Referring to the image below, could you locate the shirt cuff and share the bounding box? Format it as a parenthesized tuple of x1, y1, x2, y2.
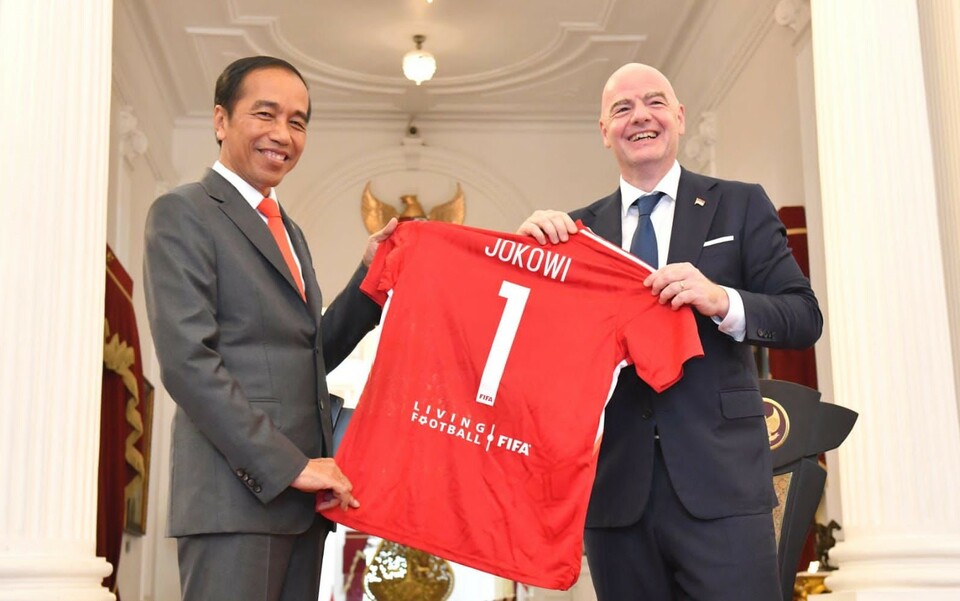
(713, 286, 746, 342)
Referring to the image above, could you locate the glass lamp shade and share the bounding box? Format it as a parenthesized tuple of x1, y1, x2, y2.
(402, 49, 437, 85)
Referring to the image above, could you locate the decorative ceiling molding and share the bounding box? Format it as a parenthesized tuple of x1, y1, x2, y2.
(439, 57, 606, 102)
(123, 0, 195, 117)
(683, 111, 717, 176)
(130, 0, 775, 123)
(208, 0, 642, 98)
(656, 0, 718, 78)
(185, 26, 247, 93)
(426, 41, 641, 97)
(116, 106, 149, 165)
(774, 0, 811, 34)
(111, 73, 179, 185)
(113, 2, 187, 119)
(665, 0, 779, 163)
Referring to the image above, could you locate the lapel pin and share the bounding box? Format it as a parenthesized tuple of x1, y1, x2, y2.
(694, 198, 706, 207)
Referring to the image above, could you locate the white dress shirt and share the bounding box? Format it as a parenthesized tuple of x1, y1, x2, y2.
(618, 161, 746, 342)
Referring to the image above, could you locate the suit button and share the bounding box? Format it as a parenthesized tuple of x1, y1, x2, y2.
(254, 485, 262, 493)
(641, 409, 653, 420)
(235, 468, 245, 478)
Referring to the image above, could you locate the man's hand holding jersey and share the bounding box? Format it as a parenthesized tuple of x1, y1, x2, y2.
(516, 210, 578, 244)
(516, 210, 729, 319)
(290, 457, 360, 512)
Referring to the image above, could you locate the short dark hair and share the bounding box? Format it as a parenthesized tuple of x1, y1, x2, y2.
(214, 56, 311, 143)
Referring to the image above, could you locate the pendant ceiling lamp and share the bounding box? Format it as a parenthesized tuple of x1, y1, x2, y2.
(402, 34, 437, 85)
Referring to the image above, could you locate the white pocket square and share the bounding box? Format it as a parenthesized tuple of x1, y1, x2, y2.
(703, 235, 734, 247)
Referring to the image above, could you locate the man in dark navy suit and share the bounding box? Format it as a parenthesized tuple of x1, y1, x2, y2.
(517, 63, 822, 600)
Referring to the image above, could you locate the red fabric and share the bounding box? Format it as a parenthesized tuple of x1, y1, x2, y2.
(323, 221, 702, 589)
(99, 246, 147, 597)
(257, 197, 305, 301)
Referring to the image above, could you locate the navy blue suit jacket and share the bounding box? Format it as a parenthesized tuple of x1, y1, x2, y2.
(575, 168, 822, 526)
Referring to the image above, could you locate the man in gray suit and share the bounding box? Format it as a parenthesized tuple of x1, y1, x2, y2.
(144, 56, 396, 601)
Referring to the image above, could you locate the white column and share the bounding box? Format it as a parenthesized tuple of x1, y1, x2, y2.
(810, 1, 960, 599)
(0, 0, 115, 599)
(918, 0, 960, 423)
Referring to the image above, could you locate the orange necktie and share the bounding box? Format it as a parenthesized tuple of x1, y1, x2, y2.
(257, 197, 306, 301)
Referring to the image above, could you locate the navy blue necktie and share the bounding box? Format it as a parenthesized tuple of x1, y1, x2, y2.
(629, 192, 664, 267)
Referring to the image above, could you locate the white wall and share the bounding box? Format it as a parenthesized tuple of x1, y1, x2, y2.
(713, 22, 807, 208)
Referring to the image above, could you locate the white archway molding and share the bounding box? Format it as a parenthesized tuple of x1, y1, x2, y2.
(293, 142, 533, 235)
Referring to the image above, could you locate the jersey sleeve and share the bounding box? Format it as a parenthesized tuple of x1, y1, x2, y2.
(621, 302, 704, 392)
(360, 222, 414, 306)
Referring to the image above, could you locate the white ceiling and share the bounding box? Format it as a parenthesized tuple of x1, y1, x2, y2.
(127, 0, 780, 124)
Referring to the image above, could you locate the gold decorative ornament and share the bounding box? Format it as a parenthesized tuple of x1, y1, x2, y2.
(764, 396, 791, 450)
(103, 318, 148, 533)
(771, 472, 793, 546)
(793, 571, 829, 600)
(363, 540, 454, 601)
(361, 182, 465, 233)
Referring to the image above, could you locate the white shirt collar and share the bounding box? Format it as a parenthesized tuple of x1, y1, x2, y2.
(212, 161, 279, 213)
(619, 160, 682, 215)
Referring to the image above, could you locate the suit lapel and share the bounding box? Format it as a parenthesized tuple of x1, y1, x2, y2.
(202, 170, 307, 303)
(588, 190, 624, 246)
(667, 169, 720, 265)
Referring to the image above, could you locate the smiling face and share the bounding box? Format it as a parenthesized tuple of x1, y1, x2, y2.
(599, 63, 685, 190)
(214, 67, 310, 196)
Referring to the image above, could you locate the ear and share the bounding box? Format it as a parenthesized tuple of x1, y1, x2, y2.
(599, 118, 612, 149)
(213, 105, 228, 143)
(676, 103, 686, 136)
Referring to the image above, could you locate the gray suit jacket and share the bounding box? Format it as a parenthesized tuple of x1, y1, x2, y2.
(144, 169, 381, 537)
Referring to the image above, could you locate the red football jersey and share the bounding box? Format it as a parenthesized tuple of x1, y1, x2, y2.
(323, 221, 702, 589)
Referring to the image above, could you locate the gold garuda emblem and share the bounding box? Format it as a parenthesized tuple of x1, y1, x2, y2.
(361, 181, 465, 234)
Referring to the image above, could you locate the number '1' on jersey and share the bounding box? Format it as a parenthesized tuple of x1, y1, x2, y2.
(322, 220, 703, 590)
